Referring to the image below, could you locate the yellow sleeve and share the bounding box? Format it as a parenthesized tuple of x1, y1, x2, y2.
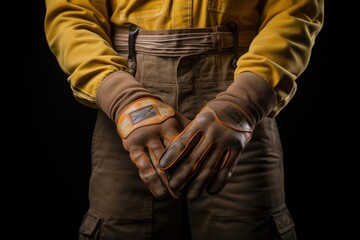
(44, 0, 129, 108)
(235, 0, 324, 116)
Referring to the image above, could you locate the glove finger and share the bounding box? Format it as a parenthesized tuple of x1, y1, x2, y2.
(159, 110, 211, 170)
(185, 147, 222, 200)
(147, 140, 184, 199)
(159, 128, 203, 170)
(147, 139, 166, 162)
(146, 140, 170, 184)
(160, 127, 182, 148)
(206, 148, 240, 195)
(168, 140, 215, 191)
(130, 148, 169, 199)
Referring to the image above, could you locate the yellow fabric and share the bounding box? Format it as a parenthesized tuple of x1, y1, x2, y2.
(44, 0, 324, 115)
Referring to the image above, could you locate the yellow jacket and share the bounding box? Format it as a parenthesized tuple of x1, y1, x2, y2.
(44, 0, 324, 115)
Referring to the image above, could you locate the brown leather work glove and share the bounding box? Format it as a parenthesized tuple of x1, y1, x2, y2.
(159, 72, 277, 200)
(117, 97, 189, 198)
(96, 71, 189, 199)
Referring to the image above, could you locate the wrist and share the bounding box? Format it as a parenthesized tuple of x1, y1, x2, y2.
(216, 72, 277, 124)
(95, 71, 155, 122)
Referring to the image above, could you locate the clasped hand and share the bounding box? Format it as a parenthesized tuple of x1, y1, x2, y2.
(159, 100, 254, 200)
(117, 97, 189, 199)
(118, 97, 253, 200)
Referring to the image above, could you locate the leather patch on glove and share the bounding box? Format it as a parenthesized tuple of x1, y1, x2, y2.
(117, 97, 175, 138)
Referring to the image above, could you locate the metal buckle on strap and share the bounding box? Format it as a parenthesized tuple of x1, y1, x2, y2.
(128, 25, 140, 76)
(227, 22, 239, 69)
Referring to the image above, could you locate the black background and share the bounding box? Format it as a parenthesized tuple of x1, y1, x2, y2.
(14, 1, 353, 239)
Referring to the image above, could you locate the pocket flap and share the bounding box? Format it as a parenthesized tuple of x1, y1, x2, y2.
(79, 214, 100, 236)
(273, 208, 295, 235)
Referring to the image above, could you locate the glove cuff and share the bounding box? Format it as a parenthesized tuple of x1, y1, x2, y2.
(95, 71, 155, 122)
(216, 72, 277, 125)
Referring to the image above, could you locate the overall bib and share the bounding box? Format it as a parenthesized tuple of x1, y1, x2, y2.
(79, 26, 297, 240)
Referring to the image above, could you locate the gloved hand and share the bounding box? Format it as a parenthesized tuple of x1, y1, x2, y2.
(96, 71, 189, 199)
(159, 72, 277, 200)
(117, 97, 189, 198)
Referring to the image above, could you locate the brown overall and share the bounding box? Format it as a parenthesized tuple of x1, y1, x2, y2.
(79, 26, 297, 240)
